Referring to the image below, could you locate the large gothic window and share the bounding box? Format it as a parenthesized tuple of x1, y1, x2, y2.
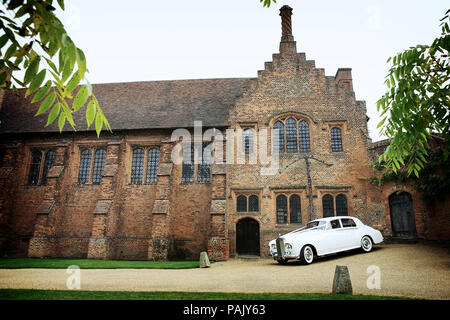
(131, 148, 144, 184)
(78, 149, 92, 184)
(28, 151, 42, 185)
(92, 149, 106, 184)
(146, 148, 160, 183)
(285, 118, 298, 152)
(273, 121, 285, 153)
(336, 194, 348, 216)
(289, 195, 301, 224)
(237, 195, 247, 212)
(276, 195, 288, 224)
(298, 121, 310, 152)
(322, 194, 334, 218)
(331, 127, 343, 152)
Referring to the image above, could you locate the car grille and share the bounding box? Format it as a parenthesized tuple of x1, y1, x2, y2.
(276, 237, 285, 257)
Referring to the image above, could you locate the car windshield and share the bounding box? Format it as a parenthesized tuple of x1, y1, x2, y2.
(293, 220, 326, 233)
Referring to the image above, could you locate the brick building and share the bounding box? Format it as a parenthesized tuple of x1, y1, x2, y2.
(0, 6, 448, 260)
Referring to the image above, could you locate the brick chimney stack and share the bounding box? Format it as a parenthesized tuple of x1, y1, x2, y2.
(335, 68, 354, 92)
(279, 5, 297, 57)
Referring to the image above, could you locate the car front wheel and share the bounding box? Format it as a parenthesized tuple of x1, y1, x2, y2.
(300, 245, 314, 264)
(277, 258, 288, 265)
(361, 236, 373, 253)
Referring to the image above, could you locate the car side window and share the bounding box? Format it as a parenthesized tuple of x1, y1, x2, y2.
(341, 218, 356, 228)
(330, 219, 341, 229)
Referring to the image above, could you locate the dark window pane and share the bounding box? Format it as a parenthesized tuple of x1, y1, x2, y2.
(92, 149, 106, 184)
(336, 194, 348, 216)
(298, 121, 310, 152)
(197, 145, 210, 182)
(289, 195, 301, 223)
(0, 149, 5, 167)
(41, 150, 55, 185)
(276, 195, 288, 224)
(248, 195, 259, 212)
(322, 194, 334, 218)
(237, 195, 247, 212)
(331, 127, 343, 152)
(181, 145, 195, 182)
(341, 218, 356, 228)
(28, 151, 42, 185)
(78, 149, 92, 184)
(273, 121, 285, 153)
(331, 219, 341, 229)
(131, 148, 144, 184)
(146, 148, 160, 183)
(286, 118, 298, 152)
(243, 129, 253, 154)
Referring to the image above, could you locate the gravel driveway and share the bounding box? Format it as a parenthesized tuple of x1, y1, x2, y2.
(0, 243, 449, 300)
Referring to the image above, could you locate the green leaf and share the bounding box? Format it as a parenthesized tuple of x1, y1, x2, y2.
(58, 112, 66, 132)
(0, 34, 9, 48)
(26, 69, 46, 97)
(24, 57, 40, 85)
(31, 80, 52, 103)
(86, 99, 96, 127)
(0, 71, 7, 85)
(95, 112, 103, 137)
(35, 90, 56, 116)
(76, 48, 86, 79)
(72, 85, 89, 111)
(57, 0, 65, 10)
(65, 71, 80, 94)
(46, 102, 61, 126)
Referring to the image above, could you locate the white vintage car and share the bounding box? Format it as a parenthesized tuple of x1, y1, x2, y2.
(268, 216, 383, 264)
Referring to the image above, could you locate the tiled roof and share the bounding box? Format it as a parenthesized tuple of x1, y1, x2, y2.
(0, 77, 253, 133)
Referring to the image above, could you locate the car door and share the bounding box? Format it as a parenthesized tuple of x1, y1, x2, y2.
(338, 218, 361, 250)
(321, 219, 344, 254)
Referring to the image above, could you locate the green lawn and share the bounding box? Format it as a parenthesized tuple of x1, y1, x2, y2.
(0, 258, 200, 269)
(0, 289, 410, 300)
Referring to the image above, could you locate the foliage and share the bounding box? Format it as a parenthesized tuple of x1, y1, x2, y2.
(377, 9, 450, 177)
(260, 0, 277, 8)
(369, 147, 450, 203)
(0, 0, 110, 136)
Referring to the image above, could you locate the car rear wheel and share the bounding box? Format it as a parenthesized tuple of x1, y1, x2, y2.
(361, 236, 373, 253)
(300, 245, 314, 264)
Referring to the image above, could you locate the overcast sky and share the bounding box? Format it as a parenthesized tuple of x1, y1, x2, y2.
(53, 0, 448, 142)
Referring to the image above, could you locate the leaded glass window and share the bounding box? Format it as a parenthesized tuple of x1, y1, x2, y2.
(276, 195, 288, 224)
(289, 195, 301, 223)
(331, 127, 343, 152)
(322, 194, 334, 218)
(146, 148, 160, 183)
(197, 145, 211, 182)
(28, 151, 42, 185)
(273, 121, 285, 153)
(298, 121, 310, 152)
(92, 149, 106, 184)
(237, 195, 247, 212)
(243, 129, 254, 154)
(248, 195, 259, 212)
(181, 145, 195, 182)
(41, 150, 55, 185)
(336, 194, 348, 216)
(78, 149, 92, 184)
(286, 118, 298, 152)
(131, 148, 144, 184)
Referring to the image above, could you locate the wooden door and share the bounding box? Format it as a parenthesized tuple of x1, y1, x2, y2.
(389, 192, 417, 238)
(236, 218, 260, 256)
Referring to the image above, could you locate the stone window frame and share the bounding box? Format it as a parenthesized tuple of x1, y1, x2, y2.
(234, 190, 262, 214)
(76, 145, 108, 185)
(274, 191, 304, 225)
(319, 190, 350, 217)
(269, 114, 313, 154)
(26, 147, 57, 186)
(324, 121, 346, 153)
(129, 144, 161, 185)
(179, 143, 212, 184)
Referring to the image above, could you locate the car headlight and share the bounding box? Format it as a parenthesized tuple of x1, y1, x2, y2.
(285, 243, 292, 250)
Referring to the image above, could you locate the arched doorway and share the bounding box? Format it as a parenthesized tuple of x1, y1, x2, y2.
(389, 192, 417, 238)
(236, 218, 260, 256)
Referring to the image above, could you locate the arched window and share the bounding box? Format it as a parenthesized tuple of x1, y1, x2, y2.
(273, 121, 285, 153)
(322, 194, 334, 218)
(298, 121, 310, 152)
(131, 148, 144, 184)
(276, 195, 288, 224)
(237, 195, 247, 212)
(243, 128, 254, 154)
(78, 149, 92, 184)
(28, 150, 42, 185)
(181, 145, 195, 182)
(248, 195, 259, 212)
(336, 194, 348, 216)
(146, 148, 160, 183)
(285, 118, 298, 152)
(197, 145, 211, 182)
(331, 127, 343, 152)
(41, 150, 55, 185)
(92, 149, 106, 184)
(289, 195, 301, 223)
